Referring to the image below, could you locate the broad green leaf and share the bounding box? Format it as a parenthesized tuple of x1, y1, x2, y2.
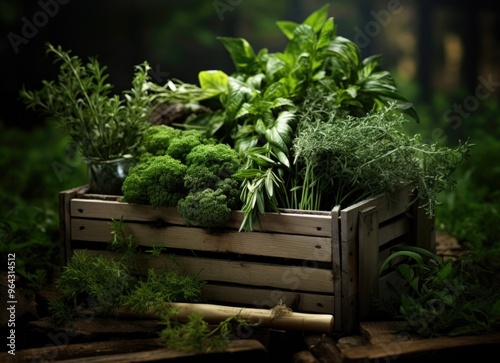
(345, 85, 358, 98)
(246, 73, 266, 90)
(198, 70, 229, 93)
(276, 20, 300, 40)
(317, 17, 335, 50)
(263, 81, 289, 100)
(255, 118, 267, 135)
(491, 299, 500, 318)
(303, 3, 329, 33)
(265, 54, 288, 80)
(379, 250, 425, 275)
(327, 36, 361, 80)
(270, 97, 295, 109)
(396, 264, 414, 283)
(235, 102, 252, 119)
(233, 168, 263, 179)
(359, 54, 382, 78)
(436, 260, 454, 281)
(275, 150, 290, 168)
(224, 77, 254, 121)
(265, 110, 295, 153)
(217, 37, 256, 73)
(234, 134, 259, 152)
(249, 152, 276, 167)
(285, 24, 316, 57)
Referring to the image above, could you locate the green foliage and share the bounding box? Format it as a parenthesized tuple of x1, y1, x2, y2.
(178, 188, 232, 228)
(122, 155, 188, 208)
(159, 312, 242, 353)
(147, 4, 431, 231)
(123, 140, 242, 228)
(292, 100, 472, 215)
(377, 246, 500, 337)
(19, 43, 153, 160)
(49, 250, 133, 324)
(141, 125, 182, 156)
(47, 218, 241, 353)
(178, 144, 242, 227)
(0, 205, 58, 282)
(167, 130, 214, 163)
(0, 120, 87, 279)
(123, 268, 205, 316)
(49, 220, 206, 327)
(144, 155, 188, 208)
(184, 144, 242, 187)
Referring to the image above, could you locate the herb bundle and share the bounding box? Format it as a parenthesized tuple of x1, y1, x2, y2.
(291, 89, 472, 215)
(20, 43, 152, 161)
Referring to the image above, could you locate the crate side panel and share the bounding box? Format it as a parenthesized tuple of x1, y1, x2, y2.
(340, 187, 414, 242)
(340, 235, 358, 333)
(378, 217, 410, 248)
(411, 199, 436, 252)
(331, 206, 343, 332)
(70, 219, 332, 262)
(358, 207, 379, 319)
(80, 250, 335, 294)
(59, 186, 87, 264)
(71, 199, 332, 236)
(202, 284, 335, 314)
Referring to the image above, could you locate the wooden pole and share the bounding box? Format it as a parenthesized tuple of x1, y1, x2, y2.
(114, 302, 335, 333)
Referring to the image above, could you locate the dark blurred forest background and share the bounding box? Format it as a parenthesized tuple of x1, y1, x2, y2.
(1, 0, 499, 280)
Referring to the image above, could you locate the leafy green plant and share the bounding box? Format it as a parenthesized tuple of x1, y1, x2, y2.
(123, 268, 205, 316)
(377, 246, 500, 337)
(49, 250, 133, 324)
(291, 97, 471, 215)
(159, 312, 243, 353)
(122, 132, 243, 228)
(146, 4, 469, 232)
(20, 43, 153, 161)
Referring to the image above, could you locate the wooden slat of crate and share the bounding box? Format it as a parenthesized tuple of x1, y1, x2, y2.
(358, 207, 379, 319)
(331, 206, 342, 332)
(70, 219, 332, 262)
(81, 250, 335, 294)
(378, 216, 410, 248)
(202, 284, 334, 314)
(340, 186, 414, 236)
(70, 199, 333, 237)
(336, 186, 416, 333)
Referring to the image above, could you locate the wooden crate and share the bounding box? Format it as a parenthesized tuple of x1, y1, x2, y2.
(59, 185, 435, 333)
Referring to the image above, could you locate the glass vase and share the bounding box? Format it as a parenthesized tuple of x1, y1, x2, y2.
(85, 155, 136, 195)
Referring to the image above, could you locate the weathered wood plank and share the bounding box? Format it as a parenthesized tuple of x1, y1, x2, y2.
(60, 186, 87, 264)
(377, 216, 409, 247)
(3, 338, 163, 363)
(340, 186, 414, 243)
(340, 332, 500, 362)
(70, 199, 333, 236)
(70, 219, 332, 262)
(80, 250, 335, 294)
(202, 284, 335, 314)
(304, 334, 343, 363)
(54, 339, 267, 363)
(292, 350, 321, 363)
(331, 206, 342, 332)
(358, 207, 379, 320)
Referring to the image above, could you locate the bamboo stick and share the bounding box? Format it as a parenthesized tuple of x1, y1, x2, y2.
(113, 302, 335, 333)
